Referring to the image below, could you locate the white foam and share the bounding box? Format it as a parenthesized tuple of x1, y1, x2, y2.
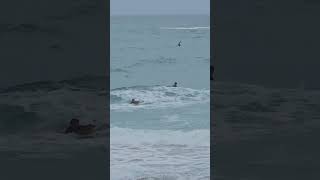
(111, 86, 209, 112)
(111, 127, 210, 180)
(111, 127, 209, 146)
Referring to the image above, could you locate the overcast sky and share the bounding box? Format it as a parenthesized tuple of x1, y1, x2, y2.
(111, 0, 210, 15)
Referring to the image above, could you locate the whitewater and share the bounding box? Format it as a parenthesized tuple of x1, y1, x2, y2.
(111, 15, 210, 180)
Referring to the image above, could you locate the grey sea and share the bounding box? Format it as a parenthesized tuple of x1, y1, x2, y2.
(110, 15, 210, 179)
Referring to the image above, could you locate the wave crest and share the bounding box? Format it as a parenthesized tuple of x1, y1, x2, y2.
(111, 85, 209, 111)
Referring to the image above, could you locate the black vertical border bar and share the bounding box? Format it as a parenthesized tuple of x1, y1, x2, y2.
(210, 0, 215, 179)
(104, 0, 110, 178)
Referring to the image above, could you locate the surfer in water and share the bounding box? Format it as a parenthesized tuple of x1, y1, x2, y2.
(130, 98, 141, 105)
(65, 118, 96, 135)
(177, 41, 182, 47)
(210, 65, 214, 80)
(173, 82, 178, 87)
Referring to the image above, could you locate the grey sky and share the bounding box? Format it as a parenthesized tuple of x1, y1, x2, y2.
(111, 0, 210, 15)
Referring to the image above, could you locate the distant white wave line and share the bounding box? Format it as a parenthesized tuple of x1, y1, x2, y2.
(160, 26, 210, 30)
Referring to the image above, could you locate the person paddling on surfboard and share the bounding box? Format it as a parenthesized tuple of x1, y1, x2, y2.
(130, 98, 142, 105)
(65, 118, 96, 135)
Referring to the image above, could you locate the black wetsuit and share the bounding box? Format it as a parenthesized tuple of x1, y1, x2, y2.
(210, 65, 214, 80)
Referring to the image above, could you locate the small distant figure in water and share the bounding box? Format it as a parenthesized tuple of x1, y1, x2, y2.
(172, 82, 178, 87)
(65, 118, 96, 135)
(177, 41, 182, 47)
(210, 65, 214, 80)
(130, 98, 141, 105)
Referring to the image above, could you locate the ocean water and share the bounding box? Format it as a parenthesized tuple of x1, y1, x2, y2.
(212, 81, 320, 179)
(111, 15, 210, 179)
(0, 77, 108, 179)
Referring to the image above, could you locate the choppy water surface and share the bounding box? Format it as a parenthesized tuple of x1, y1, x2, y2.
(111, 15, 210, 180)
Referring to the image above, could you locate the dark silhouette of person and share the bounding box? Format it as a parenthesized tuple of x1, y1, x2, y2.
(173, 82, 178, 87)
(130, 98, 140, 105)
(177, 41, 182, 47)
(210, 65, 214, 80)
(65, 118, 96, 135)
